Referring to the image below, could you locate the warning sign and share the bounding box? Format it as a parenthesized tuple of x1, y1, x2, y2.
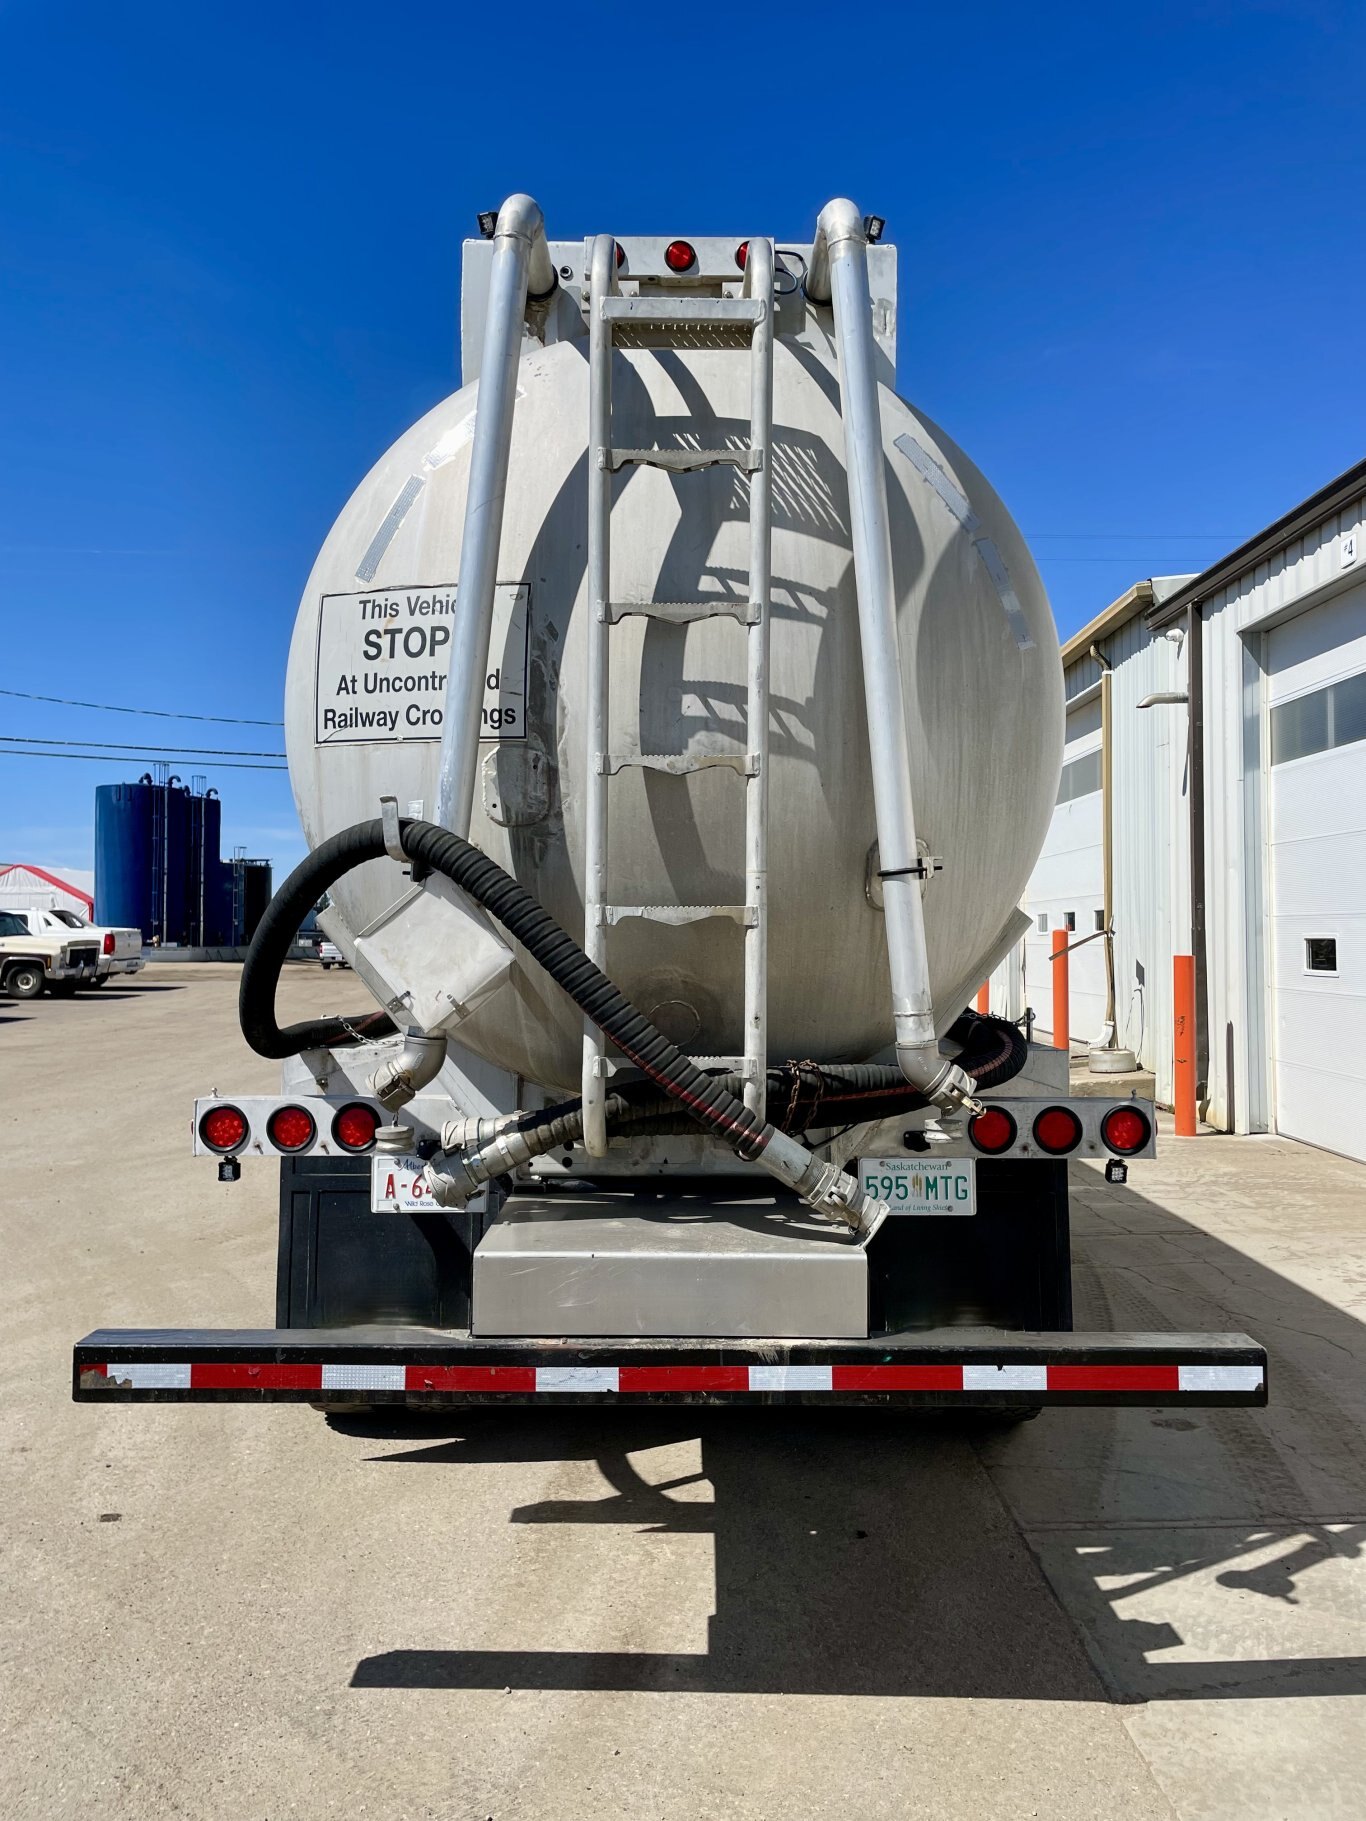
(314, 583, 529, 745)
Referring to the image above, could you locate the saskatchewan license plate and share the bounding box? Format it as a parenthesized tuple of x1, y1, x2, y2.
(858, 1156, 976, 1216)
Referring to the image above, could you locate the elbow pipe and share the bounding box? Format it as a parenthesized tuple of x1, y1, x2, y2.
(370, 1027, 448, 1112)
(492, 192, 557, 301)
(804, 197, 865, 304)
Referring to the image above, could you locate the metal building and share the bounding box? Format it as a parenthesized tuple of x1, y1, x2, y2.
(1009, 457, 1366, 1161)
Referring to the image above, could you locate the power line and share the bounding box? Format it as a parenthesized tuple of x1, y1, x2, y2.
(0, 749, 287, 772)
(0, 686, 282, 726)
(0, 735, 285, 758)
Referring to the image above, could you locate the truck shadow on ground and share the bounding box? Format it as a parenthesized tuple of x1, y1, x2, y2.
(348, 1173, 1366, 1703)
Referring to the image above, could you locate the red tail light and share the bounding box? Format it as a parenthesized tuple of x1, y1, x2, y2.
(664, 239, 696, 273)
(968, 1107, 1017, 1154)
(267, 1104, 317, 1154)
(1032, 1106, 1084, 1155)
(199, 1104, 249, 1153)
(102, 932, 115, 956)
(332, 1102, 380, 1153)
(1101, 1106, 1151, 1154)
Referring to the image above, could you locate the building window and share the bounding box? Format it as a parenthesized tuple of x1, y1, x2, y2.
(1056, 749, 1102, 803)
(1094, 909, 1106, 932)
(1271, 669, 1366, 764)
(1064, 911, 1077, 931)
(1305, 936, 1338, 974)
(1036, 913, 1049, 935)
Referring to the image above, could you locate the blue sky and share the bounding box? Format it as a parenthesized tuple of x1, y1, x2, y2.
(2, 0, 1363, 879)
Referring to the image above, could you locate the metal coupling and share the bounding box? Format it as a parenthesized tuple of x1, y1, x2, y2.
(370, 1030, 447, 1112)
(422, 1152, 485, 1211)
(897, 1044, 986, 1118)
(439, 1112, 524, 1152)
(373, 1124, 415, 1156)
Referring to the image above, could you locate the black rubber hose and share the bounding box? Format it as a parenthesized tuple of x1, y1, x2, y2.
(240, 818, 773, 1161)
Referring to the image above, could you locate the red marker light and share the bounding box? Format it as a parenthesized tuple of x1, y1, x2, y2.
(200, 1104, 249, 1153)
(734, 240, 749, 270)
(1101, 1106, 1151, 1154)
(664, 239, 696, 273)
(614, 241, 626, 270)
(1032, 1106, 1084, 1155)
(267, 1104, 317, 1154)
(968, 1107, 1017, 1154)
(332, 1102, 380, 1153)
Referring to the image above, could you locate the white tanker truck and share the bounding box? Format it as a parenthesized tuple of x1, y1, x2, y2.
(75, 199, 1266, 1416)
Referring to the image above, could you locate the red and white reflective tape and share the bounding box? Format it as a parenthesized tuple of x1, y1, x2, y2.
(84, 1360, 1265, 1395)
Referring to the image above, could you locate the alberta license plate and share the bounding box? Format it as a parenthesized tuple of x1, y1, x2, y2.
(857, 1156, 976, 1216)
(371, 1154, 438, 1213)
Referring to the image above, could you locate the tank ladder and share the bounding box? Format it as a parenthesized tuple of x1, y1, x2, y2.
(580, 235, 776, 1154)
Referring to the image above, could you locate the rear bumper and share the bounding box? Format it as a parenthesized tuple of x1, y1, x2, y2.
(98, 957, 145, 977)
(73, 1327, 1268, 1408)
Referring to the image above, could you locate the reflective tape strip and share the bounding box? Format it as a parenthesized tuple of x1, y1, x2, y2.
(1048, 1365, 1179, 1392)
(748, 1365, 834, 1392)
(832, 1364, 964, 1391)
(405, 1365, 536, 1392)
(321, 1364, 407, 1392)
(354, 474, 424, 583)
(893, 432, 980, 531)
(191, 1362, 321, 1390)
(1177, 1364, 1265, 1393)
(100, 1361, 193, 1389)
(963, 1364, 1049, 1392)
(535, 1366, 620, 1393)
(619, 1366, 750, 1393)
(973, 537, 1036, 652)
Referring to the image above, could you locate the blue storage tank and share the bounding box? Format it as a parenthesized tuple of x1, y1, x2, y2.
(96, 778, 246, 945)
(95, 782, 157, 939)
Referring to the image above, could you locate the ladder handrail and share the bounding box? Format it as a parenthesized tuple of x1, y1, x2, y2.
(741, 238, 775, 1119)
(435, 195, 555, 837)
(811, 198, 975, 1113)
(580, 232, 620, 1155)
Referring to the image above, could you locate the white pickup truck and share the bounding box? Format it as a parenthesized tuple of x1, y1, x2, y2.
(0, 911, 102, 998)
(18, 908, 144, 984)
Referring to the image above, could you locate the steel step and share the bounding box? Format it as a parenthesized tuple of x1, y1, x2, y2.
(599, 904, 757, 927)
(600, 749, 756, 777)
(601, 296, 766, 329)
(603, 599, 759, 625)
(604, 447, 762, 474)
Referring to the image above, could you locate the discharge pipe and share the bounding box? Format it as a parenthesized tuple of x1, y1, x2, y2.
(434, 194, 555, 837)
(807, 199, 979, 1115)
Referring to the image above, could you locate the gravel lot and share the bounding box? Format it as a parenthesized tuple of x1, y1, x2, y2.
(4, 963, 1364, 1819)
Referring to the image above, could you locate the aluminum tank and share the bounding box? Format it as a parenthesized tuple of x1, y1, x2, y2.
(286, 320, 1062, 1091)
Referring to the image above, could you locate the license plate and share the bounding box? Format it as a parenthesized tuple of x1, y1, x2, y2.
(370, 1155, 487, 1214)
(371, 1154, 439, 1213)
(858, 1156, 976, 1216)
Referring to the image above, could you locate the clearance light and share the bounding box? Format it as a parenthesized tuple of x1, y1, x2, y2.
(734, 241, 749, 270)
(1101, 1106, 1151, 1155)
(267, 1105, 317, 1154)
(1032, 1106, 1084, 1155)
(199, 1104, 249, 1154)
(615, 241, 627, 270)
(664, 239, 696, 273)
(968, 1107, 1017, 1155)
(332, 1102, 380, 1153)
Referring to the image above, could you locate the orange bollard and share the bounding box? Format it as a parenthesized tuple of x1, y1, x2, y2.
(1173, 953, 1197, 1136)
(1051, 929, 1070, 1054)
(975, 982, 990, 1015)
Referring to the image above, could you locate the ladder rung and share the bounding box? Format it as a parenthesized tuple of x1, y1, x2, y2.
(601, 296, 765, 330)
(603, 599, 759, 626)
(604, 447, 762, 474)
(601, 750, 757, 777)
(600, 905, 758, 928)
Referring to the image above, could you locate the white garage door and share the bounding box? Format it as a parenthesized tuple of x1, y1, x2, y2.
(1266, 584, 1366, 1161)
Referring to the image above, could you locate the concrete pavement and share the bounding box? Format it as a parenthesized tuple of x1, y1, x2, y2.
(3, 964, 1363, 1819)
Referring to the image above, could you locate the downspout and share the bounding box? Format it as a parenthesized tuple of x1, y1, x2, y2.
(806, 199, 978, 1113)
(1088, 643, 1117, 1048)
(1187, 602, 1209, 1114)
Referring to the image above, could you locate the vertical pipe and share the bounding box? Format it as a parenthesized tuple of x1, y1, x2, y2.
(975, 983, 990, 1015)
(580, 232, 617, 1156)
(434, 195, 553, 836)
(811, 199, 968, 1108)
(1098, 662, 1117, 1044)
(1051, 929, 1070, 1055)
(743, 238, 774, 1120)
(1174, 953, 1197, 1135)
